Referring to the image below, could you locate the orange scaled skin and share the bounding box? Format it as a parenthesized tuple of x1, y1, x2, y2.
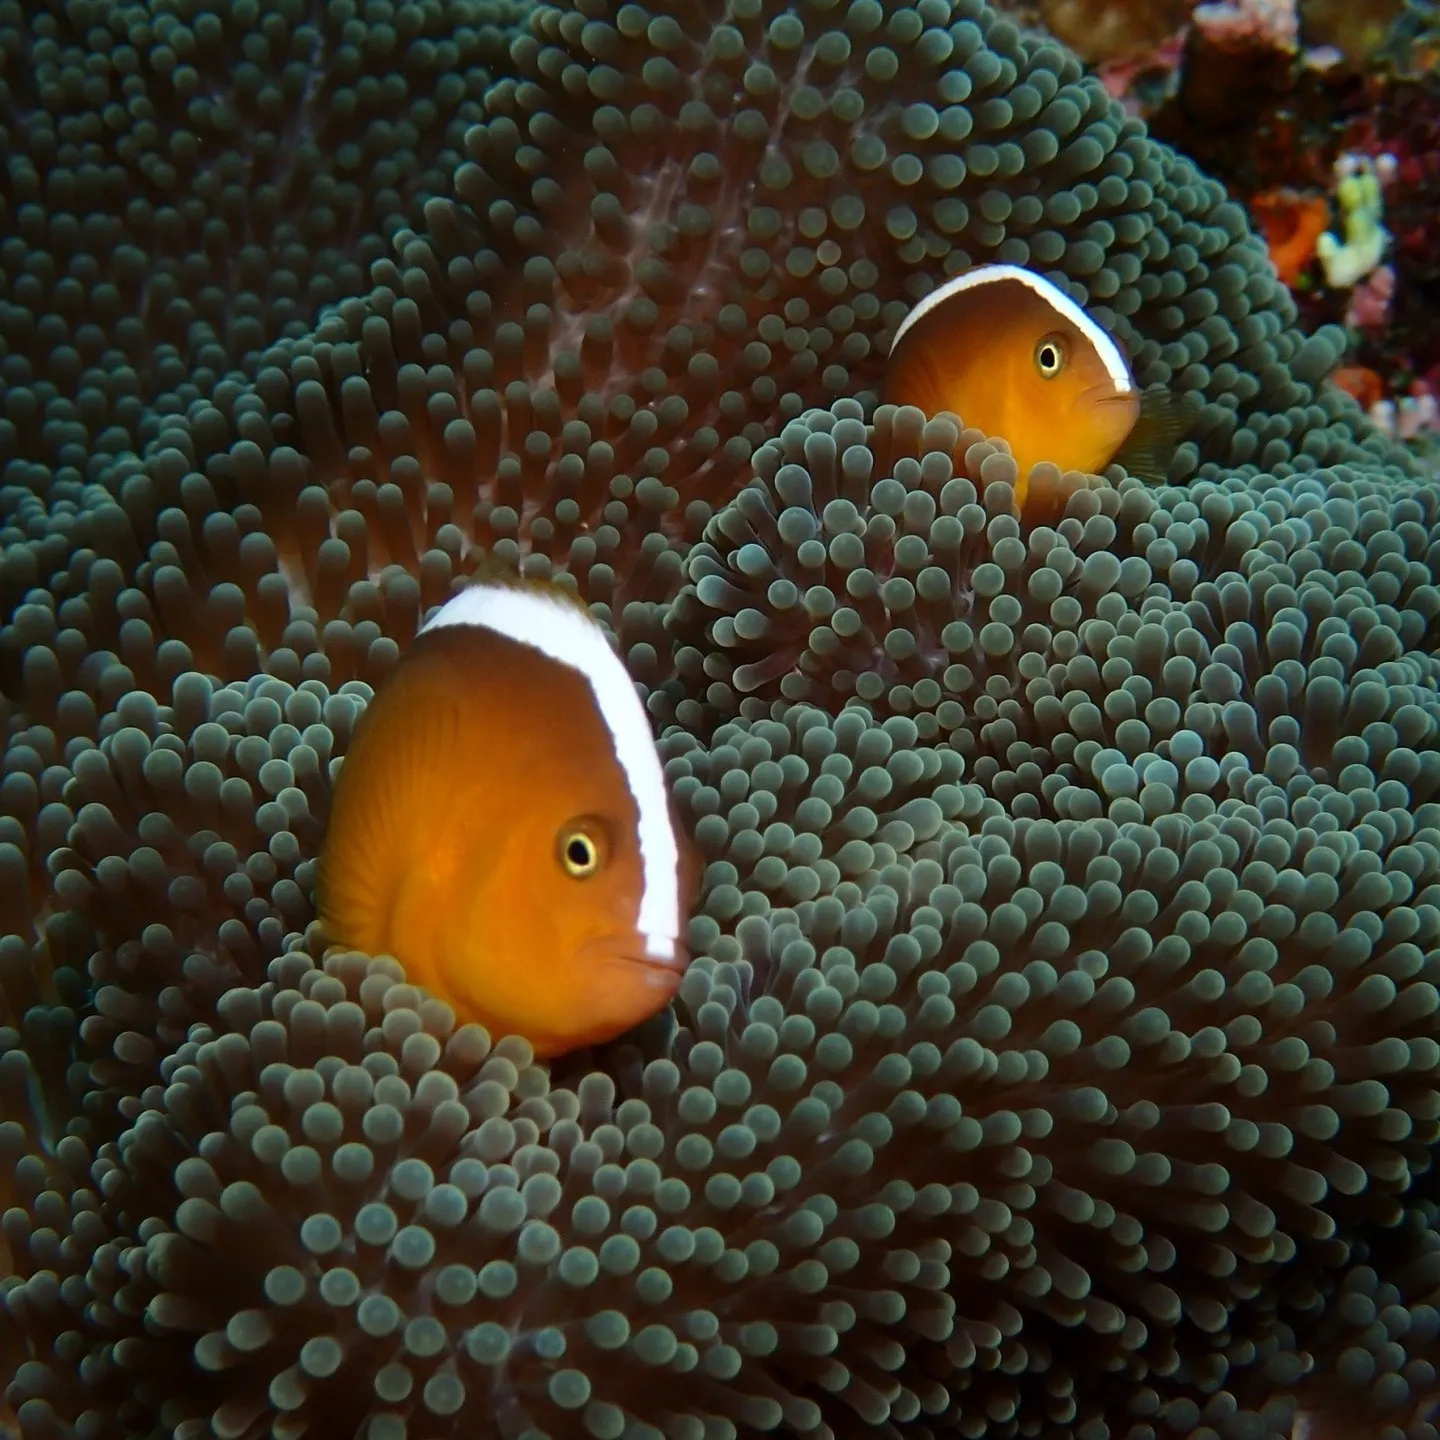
(319, 625, 688, 1058)
(884, 275, 1141, 507)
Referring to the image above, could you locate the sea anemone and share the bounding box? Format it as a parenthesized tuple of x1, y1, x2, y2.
(4, 0, 1440, 1435)
(0, 0, 528, 631)
(6, 0, 1405, 670)
(9, 764, 1440, 1438)
(665, 400, 1438, 758)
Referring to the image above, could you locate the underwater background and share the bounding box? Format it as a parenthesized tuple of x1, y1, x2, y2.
(5, 0, 1440, 1436)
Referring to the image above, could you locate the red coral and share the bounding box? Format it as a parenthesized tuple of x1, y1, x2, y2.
(1330, 364, 1384, 408)
(1249, 187, 1331, 285)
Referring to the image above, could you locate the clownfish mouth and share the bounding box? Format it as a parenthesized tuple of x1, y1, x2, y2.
(1082, 382, 1140, 407)
(576, 935, 690, 981)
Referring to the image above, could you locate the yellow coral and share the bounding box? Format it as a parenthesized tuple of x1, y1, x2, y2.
(1315, 152, 1393, 289)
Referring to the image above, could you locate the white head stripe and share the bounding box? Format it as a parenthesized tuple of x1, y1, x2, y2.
(421, 584, 681, 959)
(889, 263, 1135, 393)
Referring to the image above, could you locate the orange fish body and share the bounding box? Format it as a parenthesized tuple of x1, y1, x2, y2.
(884, 265, 1147, 505)
(319, 580, 689, 1058)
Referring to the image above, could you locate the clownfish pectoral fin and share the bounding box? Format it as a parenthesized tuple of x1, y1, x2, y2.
(1114, 386, 1188, 484)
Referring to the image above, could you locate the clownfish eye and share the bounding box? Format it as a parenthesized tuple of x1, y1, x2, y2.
(558, 822, 604, 878)
(1035, 334, 1067, 379)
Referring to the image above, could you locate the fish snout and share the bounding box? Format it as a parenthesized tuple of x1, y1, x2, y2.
(575, 933, 690, 985)
(1080, 381, 1140, 408)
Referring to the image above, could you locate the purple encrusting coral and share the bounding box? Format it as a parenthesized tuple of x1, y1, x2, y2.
(2, 0, 1440, 1437)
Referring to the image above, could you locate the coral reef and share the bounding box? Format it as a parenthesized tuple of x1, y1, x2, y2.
(1301, 0, 1408, 70)
(1370, 79, 1440, 286)
(2, 0, 1440, 1436)
(1141, 7, 1440, 427)
(1315, 152, 1392, 291)
(1331, 364, 1386, 410)
(1329, 72, 1440, 416)
(1345, 263, 1396, 333)
(1248, 188, 1330, 289)
(1034, 0, 1193, 65)
(1192, 0, 1299, 54)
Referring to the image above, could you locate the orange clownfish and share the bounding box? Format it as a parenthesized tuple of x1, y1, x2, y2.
(884, 263, 1184, 505)
(319, 578, 691, 1058)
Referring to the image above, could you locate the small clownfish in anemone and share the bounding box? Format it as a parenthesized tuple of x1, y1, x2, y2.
(883, 264, 1185, 511)
(318, 577, 695, 1058)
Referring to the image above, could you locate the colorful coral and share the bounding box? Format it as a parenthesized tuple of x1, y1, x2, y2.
(1315, 152, 1394, 289)
(1330, 363, 1386, 408)
(2, 0, 1440, 1436)
(1095, 26, 1190, 116)
(1371, 383, 1440, 442)
(1301, 0, 1408, 70)
(1037, 0, 1193, 64)
(1250, 187, 1332, 286)
(1345, 261, 1397, 330)
(1192, 0, 1301, 53)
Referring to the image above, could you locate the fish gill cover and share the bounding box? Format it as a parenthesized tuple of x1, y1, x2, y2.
(1, 0, 1440, 1437)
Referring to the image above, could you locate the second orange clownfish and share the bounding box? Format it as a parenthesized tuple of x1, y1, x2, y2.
(884, 263, 1185, 507)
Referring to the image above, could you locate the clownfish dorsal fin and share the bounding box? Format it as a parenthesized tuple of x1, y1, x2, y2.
(890, 263, 1137, 397)
(1113, 386, 1188, 484)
